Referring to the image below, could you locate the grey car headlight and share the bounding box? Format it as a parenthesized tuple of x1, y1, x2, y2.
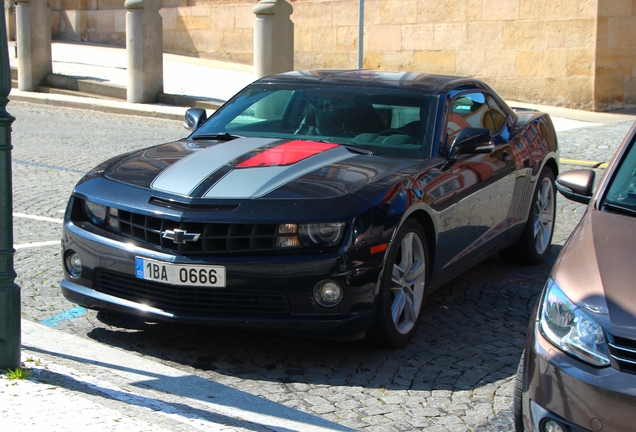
(539, 278, 610, 367)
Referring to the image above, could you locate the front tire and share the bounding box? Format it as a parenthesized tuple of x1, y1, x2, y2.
(501, 167, 556, 265)
(368, 219, 428, 348)
(513, 350, 525, 431)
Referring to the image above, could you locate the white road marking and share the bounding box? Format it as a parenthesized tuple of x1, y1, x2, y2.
(14, 240, 60, 250)
(13, 212, 64, 224)
(12, 213, 62, 249)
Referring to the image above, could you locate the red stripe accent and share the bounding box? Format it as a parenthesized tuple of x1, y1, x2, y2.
(236, 141, 338, 168)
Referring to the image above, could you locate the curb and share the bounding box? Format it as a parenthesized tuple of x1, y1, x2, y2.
(560, 158, 608, 169)
(9, 88, 190, 121)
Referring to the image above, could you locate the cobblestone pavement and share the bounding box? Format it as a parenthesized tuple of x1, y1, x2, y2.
(5, 99, 636, 431)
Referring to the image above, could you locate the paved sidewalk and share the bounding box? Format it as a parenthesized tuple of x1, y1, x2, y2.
(3, 40, 636, 432)
(1, 320, 353, 432)
(7, 41, 256, 121)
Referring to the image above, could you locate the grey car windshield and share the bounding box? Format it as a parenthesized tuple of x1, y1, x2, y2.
(192, 85, 439, 159)
(604, 139, 636, 213)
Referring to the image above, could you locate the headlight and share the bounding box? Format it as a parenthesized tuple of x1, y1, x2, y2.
(539, 278, 610, 367)
(84, 200, 107, 225)
(276, 223, 346, 249)
(299, 223, 345, 247)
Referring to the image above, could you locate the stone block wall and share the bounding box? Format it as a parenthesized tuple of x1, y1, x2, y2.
(43, 0, 636, 111)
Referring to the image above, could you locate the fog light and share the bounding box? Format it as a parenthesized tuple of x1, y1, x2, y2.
(65, 252, 83, 279)
(313, 280, 343, 307)
(542, 419, 568, 432)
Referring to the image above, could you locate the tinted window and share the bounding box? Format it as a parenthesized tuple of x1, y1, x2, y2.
(445, 92, 497, 146)
(486, 95, 507, 132)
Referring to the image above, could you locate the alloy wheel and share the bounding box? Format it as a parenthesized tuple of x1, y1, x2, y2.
(533, 175, 555, 255)
(390, 231, 426, 334)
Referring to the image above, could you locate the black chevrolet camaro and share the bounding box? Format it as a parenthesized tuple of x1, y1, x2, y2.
(61, 70, 559, 347)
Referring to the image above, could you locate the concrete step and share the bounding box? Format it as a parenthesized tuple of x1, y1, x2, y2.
(44, 73, 127, 100)
(36, 85, 124, 101)
(157, 93, 221, 110)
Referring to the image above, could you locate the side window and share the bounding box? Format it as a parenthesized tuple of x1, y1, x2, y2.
(486, 95, 507, 132)
(445, 92, 496, 146)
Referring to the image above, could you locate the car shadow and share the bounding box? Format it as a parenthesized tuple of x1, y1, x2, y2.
(84, 245, 561, 394)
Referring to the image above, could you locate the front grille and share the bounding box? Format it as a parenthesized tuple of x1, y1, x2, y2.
(112, 209, 284, 255)
(95, 269, 290, 315)
(609, 336, 636, 374)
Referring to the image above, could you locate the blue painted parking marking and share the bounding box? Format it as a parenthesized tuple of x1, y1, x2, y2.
(41, 306, 87, 327)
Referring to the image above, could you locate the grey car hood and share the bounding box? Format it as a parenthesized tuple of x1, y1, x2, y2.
(553, 208, 636, 340)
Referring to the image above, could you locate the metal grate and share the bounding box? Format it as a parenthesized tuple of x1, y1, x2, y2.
(113, 209, 281, 255)
(95, 269, 290, 315)
(609, 335, 636, 374)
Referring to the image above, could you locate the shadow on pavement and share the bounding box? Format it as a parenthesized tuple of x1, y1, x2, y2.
(21, 345, 356, 432)
(84, 246, 561, 394)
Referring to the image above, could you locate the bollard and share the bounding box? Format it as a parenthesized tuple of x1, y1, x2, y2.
(0, 0, 20, 370)
(15, 0, 51, 92)
(253, 0, 294, 79)
(125, 0, 163, 103)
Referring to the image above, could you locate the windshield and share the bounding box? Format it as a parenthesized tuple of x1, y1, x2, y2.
(604, 137, 636, 213)
(192, 84, 438, 159)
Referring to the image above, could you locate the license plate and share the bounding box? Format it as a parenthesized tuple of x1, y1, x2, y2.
(135, 257, 226, 287)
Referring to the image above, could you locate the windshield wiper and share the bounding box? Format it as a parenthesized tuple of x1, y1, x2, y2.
(190, 133, 242, 141)
(342, 144, 373, 155)
(603, 202, 636, 217)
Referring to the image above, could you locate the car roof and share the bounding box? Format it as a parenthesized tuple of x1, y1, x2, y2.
(256, 69, 492, 95)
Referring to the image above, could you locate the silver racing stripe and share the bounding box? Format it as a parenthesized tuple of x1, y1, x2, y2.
(203, 145, 356, 199)
(150, 138, 278, 196)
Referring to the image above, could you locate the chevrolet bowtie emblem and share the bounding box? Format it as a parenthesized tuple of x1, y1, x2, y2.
(162, 229, 201, 244)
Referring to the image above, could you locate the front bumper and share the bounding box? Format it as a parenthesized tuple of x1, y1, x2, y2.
(522, 323, 636, 431)
(61, 221, 381, 337)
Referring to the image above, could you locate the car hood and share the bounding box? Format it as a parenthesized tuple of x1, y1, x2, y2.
(553, 208, 636, 339)
(103, 137, 420, 200)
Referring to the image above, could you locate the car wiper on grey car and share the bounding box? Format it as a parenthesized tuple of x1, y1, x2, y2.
(190, 132, 243, 141)
(603, 201, 636, 216)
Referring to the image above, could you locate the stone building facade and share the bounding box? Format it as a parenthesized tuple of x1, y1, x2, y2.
(33, 1, 636, 110)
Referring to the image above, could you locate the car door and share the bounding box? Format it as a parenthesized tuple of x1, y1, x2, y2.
(434, 91, 517, 277)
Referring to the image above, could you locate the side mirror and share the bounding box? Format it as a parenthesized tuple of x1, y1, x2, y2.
(183, 108, 207, 131)
(556, 169, 595, 205)
(449, 128, 494, 159)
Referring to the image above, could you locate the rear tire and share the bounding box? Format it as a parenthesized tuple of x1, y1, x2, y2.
(501, 167, 556, 265)
(368, 220, 428, 348)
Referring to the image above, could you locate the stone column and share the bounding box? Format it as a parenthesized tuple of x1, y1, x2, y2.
(253, 0, 293, 79)
(5, 0, 15, 41)
(15, 0, 51, 92)
(125, 0, 163, 103)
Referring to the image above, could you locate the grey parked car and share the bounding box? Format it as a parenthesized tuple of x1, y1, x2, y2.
(515, 121, 636, 431)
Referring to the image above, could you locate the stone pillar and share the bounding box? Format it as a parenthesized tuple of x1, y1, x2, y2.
(253, 0, 293, 79)
(15, 0, 51, 92)
(5, 0, 15, 41)
(125, 0, 163, 104)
